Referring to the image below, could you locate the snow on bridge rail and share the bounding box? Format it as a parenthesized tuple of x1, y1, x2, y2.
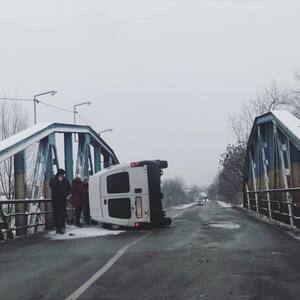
(0, 122, 118, 163)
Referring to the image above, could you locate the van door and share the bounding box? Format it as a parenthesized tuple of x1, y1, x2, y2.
(128, 166, 150, 223)
(101, 169, 133, 226)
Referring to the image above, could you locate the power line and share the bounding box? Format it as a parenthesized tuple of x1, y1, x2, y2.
(76, 113, 89, 125)
(0, 97, 32, 102)
(38, 100, 73, 113)
(0, 97, 73, 113)
(0, 96, 91, 124)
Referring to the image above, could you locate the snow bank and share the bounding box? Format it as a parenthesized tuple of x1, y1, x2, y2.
(209, 221, 240, 230)
(46, 225, 125, 240)
(172, 203, 195, 210)
(216, 201, 232, 208)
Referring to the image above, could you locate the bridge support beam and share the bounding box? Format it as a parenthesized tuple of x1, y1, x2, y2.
(84, 134, 91, 177)
(103, 152, 109, 168)
(14, 150, 26, 236)
(94, 145, 101, 173)
(64, 133, 73, 181)
(44, 142, 54, 230)
(76, 133, 91, 178)
(109, 156, 113, 167)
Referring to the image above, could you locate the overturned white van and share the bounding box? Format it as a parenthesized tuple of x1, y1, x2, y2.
(89, 160, 171, 228)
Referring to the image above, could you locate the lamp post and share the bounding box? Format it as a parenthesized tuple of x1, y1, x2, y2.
(33, 90, 57, 124)
(73, 101, 92, 124)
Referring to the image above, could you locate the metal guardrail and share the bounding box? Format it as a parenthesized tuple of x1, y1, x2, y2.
(0, 199, 74, 239)
(245, 187, 300, 194)
(244, 187, 300, 224)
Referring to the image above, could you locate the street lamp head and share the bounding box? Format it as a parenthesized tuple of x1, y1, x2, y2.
(99, 128, 114, 135)
(33, 90, 58, 98)
(74, 101, 92, 108)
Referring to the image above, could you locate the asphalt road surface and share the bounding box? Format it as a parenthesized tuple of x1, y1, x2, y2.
(1, 200, 300, 300)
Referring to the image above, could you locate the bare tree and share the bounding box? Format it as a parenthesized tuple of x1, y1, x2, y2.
(212, 81, 300, 205)
(0, 100, 28, 200)
(217, 142, 246, 204)
(162, 177, 189, 208)
(229, 81, 296, 144)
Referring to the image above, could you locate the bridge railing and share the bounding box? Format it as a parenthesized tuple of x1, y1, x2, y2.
(0, 199, 74, 240)
(244, 187, 300, 226)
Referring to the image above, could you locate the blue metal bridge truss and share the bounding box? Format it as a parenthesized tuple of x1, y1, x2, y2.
(0, 122, 119, 238)
(244, 110, 300, 228)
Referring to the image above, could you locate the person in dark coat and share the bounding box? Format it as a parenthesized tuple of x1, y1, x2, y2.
(71, 177, 85, 227)
(82, 177, 90, 225)
(49, 169, 71, 234)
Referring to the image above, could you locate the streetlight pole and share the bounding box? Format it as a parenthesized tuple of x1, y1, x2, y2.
(33, 90, 57, 124)
(73, 101, 92, 124)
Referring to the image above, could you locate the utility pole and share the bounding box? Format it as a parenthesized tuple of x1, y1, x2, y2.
(33, 90, 57, 124)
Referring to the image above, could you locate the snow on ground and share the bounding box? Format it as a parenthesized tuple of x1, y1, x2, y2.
(209, 221, 240, 230)
(216, 201, 232, 208)
(172, 203, 195, 210)
(46, 225, 125, 240)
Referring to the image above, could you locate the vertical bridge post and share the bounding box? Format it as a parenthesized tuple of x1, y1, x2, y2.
(94, 144, 101, 173)
(14, 150, 26, 236)
(64, 133, 73, 182)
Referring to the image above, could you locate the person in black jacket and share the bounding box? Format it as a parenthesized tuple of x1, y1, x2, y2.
(49, 169, 71, 234)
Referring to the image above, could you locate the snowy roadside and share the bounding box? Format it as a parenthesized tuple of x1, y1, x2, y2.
(45, 225, 125, 240)
(234, 205, 300, 241)
(216, 200, 232, 208)
(166, 202, 195, 219)
(209, 221, 240, 230)
(172, 203, 195, 210)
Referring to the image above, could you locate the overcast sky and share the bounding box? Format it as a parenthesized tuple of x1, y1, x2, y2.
(1, 1, 300, 186)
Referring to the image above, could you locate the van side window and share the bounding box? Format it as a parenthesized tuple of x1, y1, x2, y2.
(107, 172, 130, 194)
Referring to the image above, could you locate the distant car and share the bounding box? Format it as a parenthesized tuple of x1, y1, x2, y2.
(196, 199, 204, 206)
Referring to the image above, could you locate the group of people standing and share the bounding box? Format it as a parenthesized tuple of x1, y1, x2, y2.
(70, 176, 90, 227)
(49, 169, 91, 234)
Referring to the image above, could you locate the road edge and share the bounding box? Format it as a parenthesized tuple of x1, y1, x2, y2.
(233, 205, 300, 240)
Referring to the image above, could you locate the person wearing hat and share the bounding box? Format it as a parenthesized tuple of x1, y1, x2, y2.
(49, 169, 71, 234)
